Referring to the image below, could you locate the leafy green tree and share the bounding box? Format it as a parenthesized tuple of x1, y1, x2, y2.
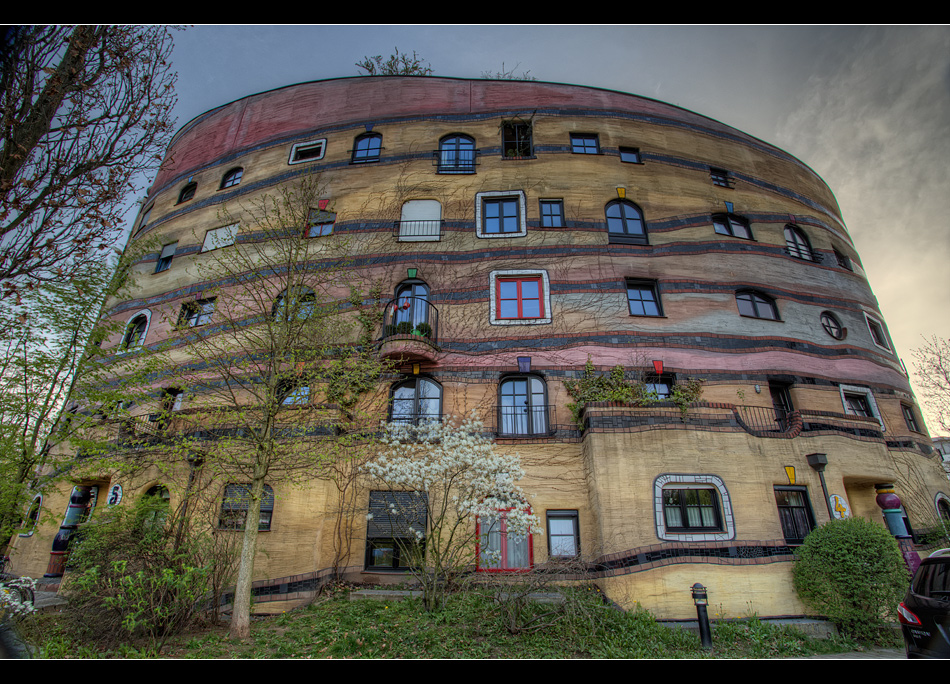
(792, 517, 910, 642)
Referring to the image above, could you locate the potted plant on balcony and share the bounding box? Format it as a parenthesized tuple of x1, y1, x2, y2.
(414, 322, 433, 339)
(395, 321, 413, 335)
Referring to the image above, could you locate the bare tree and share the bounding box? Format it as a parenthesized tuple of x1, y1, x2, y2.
(0, 26, 178, 301)
(355, 48, 433, 76)
(125, 174, 389, 639)
(912, 335, 950, 435)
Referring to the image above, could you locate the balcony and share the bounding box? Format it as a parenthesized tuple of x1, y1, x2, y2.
(393, 219, 443, 242)
(378, 296, 440, 364)
(432, 148, 478, 174)
(494, 404, 557, 439)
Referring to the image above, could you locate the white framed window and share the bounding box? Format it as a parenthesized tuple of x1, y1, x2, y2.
(489, 269, 552, 326)
(202, 223, 238, 252)
(288, 139, 327, 165)
(476, 191, 527, 239)
(838, 384, 884, 431)
(864, 313, 892, 352)
(654, 474, 735, 542)
(399, 200, 442, 242)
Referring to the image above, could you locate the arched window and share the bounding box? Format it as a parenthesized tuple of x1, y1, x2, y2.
(177, 182, 197, 204)
(498, 376, 549, 436)
(122, 314, 149, 349)
(220, 167, 243, 189)
(605, 200, 647, 245)
(389, 280, 431, 335)
(19, 494, 42, 537)
(937, 494, 950, 523)
(219, 484, 274, 531)
(438, 134, 476, 174)
(735, 290, 779, 320)
(352, 133, 382, 163)
(784, 225, 814, 261)
(390, 377, 441, 425)
(273, 287, 316, 322)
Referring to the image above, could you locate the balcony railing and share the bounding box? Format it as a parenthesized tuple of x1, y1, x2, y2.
(432, 149, 478, 174)
(494, 405, 557, 438)
(393, 219, 444, 241)
(380, 297, 439, 344)
(734, 405, 792, 434)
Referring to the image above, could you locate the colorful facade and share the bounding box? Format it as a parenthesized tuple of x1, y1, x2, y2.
(13, 77, 950, 620)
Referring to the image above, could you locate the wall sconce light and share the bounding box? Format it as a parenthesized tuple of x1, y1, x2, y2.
(617, 187, 626, 199)
(412, 364, 420, 375)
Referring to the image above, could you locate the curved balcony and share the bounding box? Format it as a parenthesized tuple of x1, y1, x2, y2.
(378, 297, 440, 364)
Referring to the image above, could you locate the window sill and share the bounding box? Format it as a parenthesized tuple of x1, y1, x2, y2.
(607, 235, 649, 246)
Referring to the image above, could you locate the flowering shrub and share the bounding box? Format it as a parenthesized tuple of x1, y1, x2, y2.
(364, 414, 538, 610)
(0, 576, 35, 621)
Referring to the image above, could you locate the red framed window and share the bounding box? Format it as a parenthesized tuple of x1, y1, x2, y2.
(477, 511, 533, 572)
(496, 277, 543, 320)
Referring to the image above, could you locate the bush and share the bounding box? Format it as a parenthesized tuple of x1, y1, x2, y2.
(792, 517, 910, 642)
(61, 493, 229, 653)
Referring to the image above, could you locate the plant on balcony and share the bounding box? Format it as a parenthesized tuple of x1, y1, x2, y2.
(415, 322, 433, 339)
(395, 321, 413, 335)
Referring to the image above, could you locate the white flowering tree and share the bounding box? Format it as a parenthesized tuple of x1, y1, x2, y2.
(364, 414, 538, 611)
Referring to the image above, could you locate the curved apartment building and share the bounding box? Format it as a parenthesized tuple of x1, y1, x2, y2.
(14, 76, 950, 620)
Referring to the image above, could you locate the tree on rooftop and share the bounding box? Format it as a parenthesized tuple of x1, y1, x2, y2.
(0, 25, 178, 302)
(355, 48, 433, 76)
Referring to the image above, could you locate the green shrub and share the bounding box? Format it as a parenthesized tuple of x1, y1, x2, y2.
(792, 517, 910, 642)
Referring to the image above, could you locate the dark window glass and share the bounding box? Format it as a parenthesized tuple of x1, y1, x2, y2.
(178, 298, 216, 327)
(844, 392, 873, 417)
(390, 378, 441, 425)
(502, 122, 532, 158)
(155, 242, 177, 273)
(774, 487, 815, 545)
(122, 315, 148, 349)
(605, 200, 647, 244)
(221, 167, 243, 189)
(570, 134, 599, 154)
(626, 280, 661, 316)
(177, 183, 197, 204)
(352, 133, 382, 163)
(785, 225, 814, 261)
(712, 213, 752, 240)
(902, 404, 922, 432)
(291, 140, 325, 163)
(867, 317, 890, 349)
(619, 147, 641, 163)
(219, 484, 274, 531)
(821, 312, 844, 339)
(483, 198, 520, 234)
(539, 200, 564, 227)
(710, 167, 731, 187)
(663, 488, 722, 531)
(736, 291, 778, 320)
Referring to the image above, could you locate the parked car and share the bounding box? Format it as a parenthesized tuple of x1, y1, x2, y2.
(899, 548, 950, 658)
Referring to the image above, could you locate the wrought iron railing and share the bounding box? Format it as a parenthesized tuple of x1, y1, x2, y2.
(380, 297, 439, 344)
(734, 405, 791, 433)
(494, 405, 557, 438)
(393, 219, 444, 241)
(432, 149, 478, 174)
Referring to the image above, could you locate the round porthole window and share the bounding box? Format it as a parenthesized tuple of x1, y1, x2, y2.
(820, 312, 845, 340)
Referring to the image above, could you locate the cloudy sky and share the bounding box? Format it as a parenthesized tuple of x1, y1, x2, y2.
(169, 25, 950, 429)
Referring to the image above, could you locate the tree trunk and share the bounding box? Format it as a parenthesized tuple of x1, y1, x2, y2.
(229, 475, 265, 640)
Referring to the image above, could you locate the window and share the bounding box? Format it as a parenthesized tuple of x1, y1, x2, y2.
(712, 213, 753, 240)
(19, 494, 42, 537)
(774, 487, 816, 545)
(654, 474, 735, 541)
(121, 314, 149, 350)
(437, 134, 476, 174)
(834, 248, 853, 271)
(570, 133, 599, 154)
(784, 225, 814, 261)
(490, 270, 551, 325)
(390, 377, 441, 425)
(620, 147, 642, 164)
(273, 287, 315, 321)
(477, 192, 525, 237)
(769, 382, 793, 431)
(547, 510, 579, 558)
(865, 314, 891, 351)
(710, 167, 732, 188)
(605, 200, 647, 245)
(498, 375, 549, 436)
(398, 200, 442, 241)
(220, 167, 243, 189)
(539, 200, 564, 227)
(736, 290, 779, 320)
(902, 404, 922, 433)
(365, 491, 427, 571)
(142, 485, 170, 529)
(202, 223, 238, 252)
(626, 280, 662, 316)
(820, 312, 845, 340)
(478, 511, 532, 571)
(155, 242, 177, 273)
(281, 384, 311, 406)
(351, 133, 382, 163)
(843, 392, 873, 417)
(501, 121, 532, 158)
(307, 207, 335, 238)
(288, 139, 326, 164)
(178, 298, 215, 327)
(162, 388, 184, 413)
(937, 494, 950, 523)
(388, 280, 431, 336)
(662, 487, 722, 532)
(219, 484, 274, 531)
(644, 374, 673, 400)
(136, 204, 153, 234)
(177, 182, 196, 204)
